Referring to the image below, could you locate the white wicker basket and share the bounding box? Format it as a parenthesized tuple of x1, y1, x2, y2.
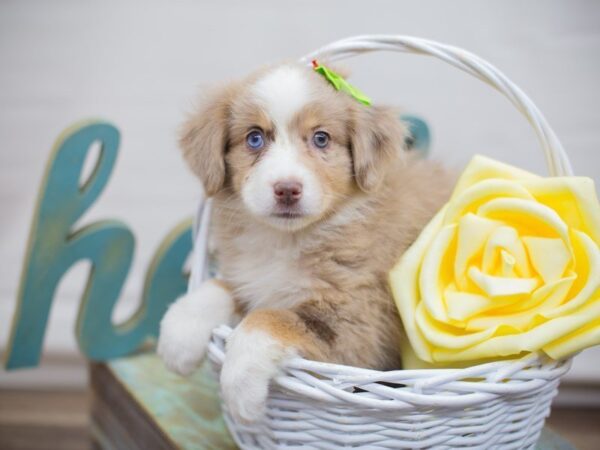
(193, 35, 575, 449)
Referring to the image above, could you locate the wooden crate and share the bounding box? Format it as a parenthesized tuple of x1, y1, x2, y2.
(90, 353, 235, 450)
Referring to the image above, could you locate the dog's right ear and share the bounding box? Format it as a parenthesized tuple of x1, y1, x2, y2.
(179, 84, 238, 196)
(350, 105, 407, 193)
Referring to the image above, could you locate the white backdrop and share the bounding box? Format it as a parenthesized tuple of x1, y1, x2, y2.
(1, 0, 599, 397)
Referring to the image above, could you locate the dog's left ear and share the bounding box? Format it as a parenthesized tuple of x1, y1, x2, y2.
(350, 105, 407, 193)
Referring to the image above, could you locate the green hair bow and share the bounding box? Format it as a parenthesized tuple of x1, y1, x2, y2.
(312, 60, 371, 106)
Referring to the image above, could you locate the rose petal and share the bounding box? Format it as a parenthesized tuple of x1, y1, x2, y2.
(433, 299, 600, 362)
(415, 302, 501, 349)
(478, 197, 571, 244)
(500, 250, 517, 277)
(524, 274, 576, 313)
(481, 225, 531, 277)
(445, 288, 519, 322)
(468, 266, 539, 297)
(389, 207, 449, 362)
(544, 230, 600, 318)
(445, 179, 535, 225)
(450, 155, 539, 201)
(524, 177, 600, 246)
(454, 214, 499, 289)
(465, 275, 575, 332)
(420, 224, 456, 321)
(522, 236, 572, 284)
(543, 315, 600, 359)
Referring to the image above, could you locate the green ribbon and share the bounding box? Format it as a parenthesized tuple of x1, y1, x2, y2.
(312, 60, 371, 106)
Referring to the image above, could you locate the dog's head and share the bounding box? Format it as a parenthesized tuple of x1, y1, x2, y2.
(180, 63, 406, 231)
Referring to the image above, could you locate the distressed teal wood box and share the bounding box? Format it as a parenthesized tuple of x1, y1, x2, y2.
(90, 355, 236, 450)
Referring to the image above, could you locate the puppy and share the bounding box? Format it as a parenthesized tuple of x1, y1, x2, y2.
(158, 63, 454, 423)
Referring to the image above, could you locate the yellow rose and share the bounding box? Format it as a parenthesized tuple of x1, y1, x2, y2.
(389, 155, 600, 365)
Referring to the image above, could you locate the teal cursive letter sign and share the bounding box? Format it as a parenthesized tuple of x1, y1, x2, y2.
(5, 121, 191, 369)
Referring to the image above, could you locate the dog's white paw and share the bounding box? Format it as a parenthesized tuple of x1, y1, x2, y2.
(220, 326, 296, 424)
(158, 280, 233, 376)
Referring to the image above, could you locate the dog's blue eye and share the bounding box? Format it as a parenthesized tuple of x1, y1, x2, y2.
(246, 130, 265, 150)
(312, 131, 330, 149)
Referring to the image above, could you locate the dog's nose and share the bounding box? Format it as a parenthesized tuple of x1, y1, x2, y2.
(273, 181, 303, 206)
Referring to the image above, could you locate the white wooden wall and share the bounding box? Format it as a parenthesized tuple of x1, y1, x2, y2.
(1, 0, 599, 399)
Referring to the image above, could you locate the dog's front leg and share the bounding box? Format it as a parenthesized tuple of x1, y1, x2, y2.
(220, 306, 332, 424)
(158, 279, 234, 376)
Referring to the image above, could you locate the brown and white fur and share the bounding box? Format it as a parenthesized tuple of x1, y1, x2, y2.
(157, 63, 454, 423)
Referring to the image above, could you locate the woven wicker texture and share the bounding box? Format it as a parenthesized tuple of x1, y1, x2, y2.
(195, 35, 575, 449)
(209, 326, 570, 449)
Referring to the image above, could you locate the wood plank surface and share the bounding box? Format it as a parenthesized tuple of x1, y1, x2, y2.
(0, 390, 91, 450)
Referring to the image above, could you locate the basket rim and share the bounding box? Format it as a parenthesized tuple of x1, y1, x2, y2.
(209, 324, 570, 377)
(208, 325, 570, 411)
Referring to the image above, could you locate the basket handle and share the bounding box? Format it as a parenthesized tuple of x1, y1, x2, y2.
(300, 35, 572, 177)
